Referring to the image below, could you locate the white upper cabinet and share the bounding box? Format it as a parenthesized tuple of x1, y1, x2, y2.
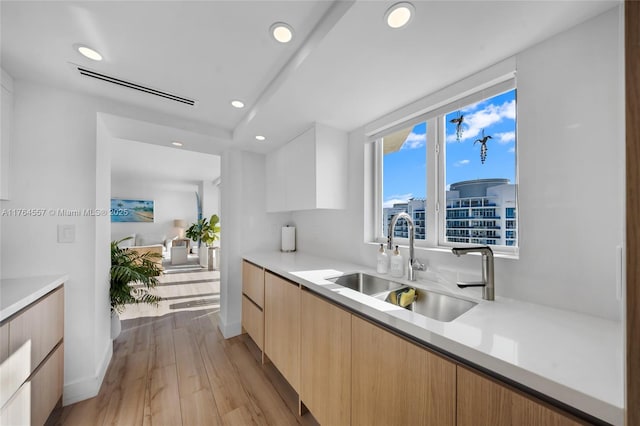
(1, 68, 14, 200)
(266, 123, 347, 212)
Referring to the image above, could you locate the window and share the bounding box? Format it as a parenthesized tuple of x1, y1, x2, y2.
(375, 81, 517, 254)
(381, 122, 427, 240)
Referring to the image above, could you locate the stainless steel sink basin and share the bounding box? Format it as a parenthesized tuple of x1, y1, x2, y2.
(326, 272, 406, 296)
(408, 289, 477, 322)
(326, 272, 477, 322)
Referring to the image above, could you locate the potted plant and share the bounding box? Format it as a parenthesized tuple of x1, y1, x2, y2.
(185, 217, 206, 253)
(186, 214, 220, 270)
(201, 214, 220, 270)
(110, 237, 162, 339)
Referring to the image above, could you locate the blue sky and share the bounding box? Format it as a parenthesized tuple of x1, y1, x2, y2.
(383, 90, 516, 207)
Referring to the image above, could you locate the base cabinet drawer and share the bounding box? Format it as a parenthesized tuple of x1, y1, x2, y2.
(300, 290, 351, 426)
(1, 344, 63, 426)
(457, 366, 582, 426)
(264, 272, 300, 392)
(242, 261, 264, 308)
(242, 295, 263, 351)
(351, 315, 456, 426)
(9, 287, 64, 376)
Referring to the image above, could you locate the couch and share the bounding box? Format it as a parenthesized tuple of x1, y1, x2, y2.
(115, 233, 167, 271)
(127, 245, 164, 271)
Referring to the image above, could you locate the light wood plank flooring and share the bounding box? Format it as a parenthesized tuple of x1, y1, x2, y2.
(53, 270, 318, 426)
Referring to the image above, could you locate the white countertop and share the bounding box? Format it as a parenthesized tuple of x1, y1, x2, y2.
(244, 251, 623, 426)
(0, 274, 68, 322)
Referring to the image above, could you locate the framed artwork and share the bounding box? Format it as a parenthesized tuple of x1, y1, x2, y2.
(111, 198, 154, 223)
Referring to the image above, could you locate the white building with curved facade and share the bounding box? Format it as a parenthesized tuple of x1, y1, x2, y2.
(446, 178, 517, 246)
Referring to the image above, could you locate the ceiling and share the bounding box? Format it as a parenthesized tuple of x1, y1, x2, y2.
(1, 0, 620, 154)
(110, 138, 220, 186)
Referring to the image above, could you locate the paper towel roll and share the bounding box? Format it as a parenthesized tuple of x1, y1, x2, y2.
(281, 226, 296, 252)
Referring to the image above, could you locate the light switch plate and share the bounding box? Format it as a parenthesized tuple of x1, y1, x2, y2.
(57, 224, 75, 243)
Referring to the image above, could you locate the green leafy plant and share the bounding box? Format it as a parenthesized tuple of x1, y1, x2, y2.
(201, 214, 220, 246)
(186, 214, 220, 247)
(110, 237, 162, 314)
(186, 218, 207, 244)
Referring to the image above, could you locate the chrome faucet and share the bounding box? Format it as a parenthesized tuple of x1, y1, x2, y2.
(387, 212, 425, 281)
(452, 246, 495, 301)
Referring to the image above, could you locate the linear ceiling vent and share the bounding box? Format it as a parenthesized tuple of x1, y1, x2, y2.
(77, 66, 196, 106)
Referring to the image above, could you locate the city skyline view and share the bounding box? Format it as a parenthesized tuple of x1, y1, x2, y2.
(383, 89, 516, 208)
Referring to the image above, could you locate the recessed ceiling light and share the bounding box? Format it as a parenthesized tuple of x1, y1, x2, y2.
(231, 100, 245, 109)
(255, 135, 266, 141)
(385, 2, 415, 29)
(172, 141, 183, 147)
(270, 22, 293, 43)
(75, 44, 103, 61)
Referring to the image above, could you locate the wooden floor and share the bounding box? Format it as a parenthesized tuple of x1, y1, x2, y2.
(53, 270, 318, 426)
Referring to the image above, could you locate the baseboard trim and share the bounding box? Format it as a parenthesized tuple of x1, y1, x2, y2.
(218, 314, 242, 339)
(63, 339, 113, 406)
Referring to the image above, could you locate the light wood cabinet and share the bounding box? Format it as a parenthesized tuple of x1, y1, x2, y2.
(242, 295, 264, 351)
(0, 378, 30, 426)
(31, 344, 64, 426)
(300, 290, 351, 426)
(265, 123, 347, 212)
(241, 260, 264, 351)
(0, 344, 64, 426)
(242, 260, 264, 308)
(351, 315, 456, 426)
(9, 287, 64, 375)
(457, 366, 582, 426)
(0, 286, 64, 425)
(264, 271, 300, 392)
(252, 262, 590, 425)
(0, 323, 9, 407)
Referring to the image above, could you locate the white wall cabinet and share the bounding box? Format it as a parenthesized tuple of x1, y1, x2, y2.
(0, 68, 14, 200)
(265, 123, 347, 212)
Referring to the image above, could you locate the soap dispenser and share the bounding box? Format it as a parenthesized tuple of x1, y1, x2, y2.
(376, 244, 389, 274)
(390, 245, 404, 278)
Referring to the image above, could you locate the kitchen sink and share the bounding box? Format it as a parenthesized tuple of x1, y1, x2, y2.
(408, 289, 477, 322)
(326, 272, 477, 322)
(326, 272, 406, 296)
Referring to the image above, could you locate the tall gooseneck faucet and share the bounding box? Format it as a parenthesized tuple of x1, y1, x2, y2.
(452, 246, 495, 301)
(387, 212, 425, 281)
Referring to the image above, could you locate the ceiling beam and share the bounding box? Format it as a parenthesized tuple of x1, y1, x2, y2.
(232, 0, 355, 141)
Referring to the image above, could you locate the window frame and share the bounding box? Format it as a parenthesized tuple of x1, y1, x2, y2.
(372, 78, 518, 257)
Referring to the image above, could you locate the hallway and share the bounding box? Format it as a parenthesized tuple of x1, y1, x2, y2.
(55, 271, 316, 425)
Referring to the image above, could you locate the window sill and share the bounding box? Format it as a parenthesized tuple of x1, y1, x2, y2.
(367, 240, 519, 260)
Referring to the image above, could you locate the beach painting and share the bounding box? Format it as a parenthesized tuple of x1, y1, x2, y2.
(110, 199, 155, 223)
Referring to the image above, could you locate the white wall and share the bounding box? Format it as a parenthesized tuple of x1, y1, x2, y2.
(0, 81, 107, 404)
(110, 179, 199, 244)
(219, 149, 290, 337)
(293, 8, 624, 321)
(0, 79, 230, 405)
(93, 115, 112, 400)
(201, 179, 220, 226)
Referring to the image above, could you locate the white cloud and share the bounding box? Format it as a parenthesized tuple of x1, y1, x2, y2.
(495, 131, 515, 144)
(508, 147, 516, 153)
(383, 193, 413, 208)
(401, 131, 426, 149)
(455, 159, 470, 167)
(447, 99, 516, 143)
